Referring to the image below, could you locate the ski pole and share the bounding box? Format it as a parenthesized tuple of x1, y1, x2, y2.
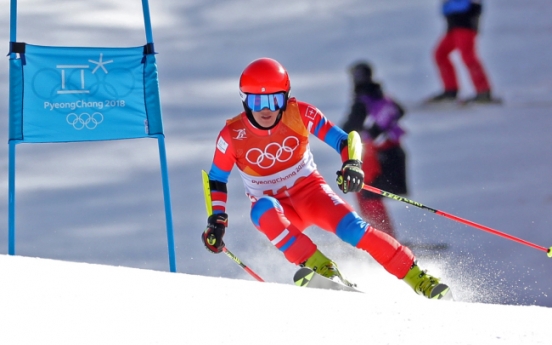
(222, 247, 265, 282)
(202, 170, 266, 281)
(361, 184, 552, 257)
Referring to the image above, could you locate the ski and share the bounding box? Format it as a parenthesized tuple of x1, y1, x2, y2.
(294, 267, 454, 300)
(293, 267, 362, 293)
(457, 96, 503, 106)
(429, 283, 454, 301)
(409, 97, 503, 112)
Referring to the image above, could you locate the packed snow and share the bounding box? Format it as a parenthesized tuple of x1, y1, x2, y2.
(0, 255, 550, 344)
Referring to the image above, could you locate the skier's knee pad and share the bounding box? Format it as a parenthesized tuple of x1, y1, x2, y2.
(250, 196, 315, 265)
(335, 212, 369, 246)
(250, 196, 282, 227)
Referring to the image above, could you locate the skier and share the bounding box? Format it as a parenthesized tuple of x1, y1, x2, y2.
(426, 0, 496, 104)
(341, 61, 408, 239)
(202, 57, 451, 299)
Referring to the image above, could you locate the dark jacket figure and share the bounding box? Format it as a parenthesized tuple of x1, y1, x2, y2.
(444, 0, 482, 32)
(342, 62, 407, 238)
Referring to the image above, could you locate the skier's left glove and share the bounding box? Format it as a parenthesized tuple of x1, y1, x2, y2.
(336, 160, 364, 193)
(202, 213, 228, 254)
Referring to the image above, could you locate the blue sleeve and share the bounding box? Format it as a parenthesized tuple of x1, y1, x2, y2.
(208, 163, 231, 183)
(325, 126, 348, 154)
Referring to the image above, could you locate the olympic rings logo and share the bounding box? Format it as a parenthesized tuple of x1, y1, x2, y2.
(246, 136, 300, 169)
(66, 112, 104, 130)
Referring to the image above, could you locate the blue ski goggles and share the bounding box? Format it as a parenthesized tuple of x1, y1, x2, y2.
(244, 93, 286, 112)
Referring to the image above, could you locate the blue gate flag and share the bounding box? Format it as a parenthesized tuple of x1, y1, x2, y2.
(8, 0, 177, 273)
(10, 43, 164, 143)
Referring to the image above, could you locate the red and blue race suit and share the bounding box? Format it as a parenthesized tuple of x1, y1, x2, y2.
(207, 98, 414, 278)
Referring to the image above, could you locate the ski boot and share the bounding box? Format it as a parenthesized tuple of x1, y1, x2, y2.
(462, 90, 502, 105)
(403, 261, 452, 300)
(424, 90, 458, 104)
(301, 249, 354, 287)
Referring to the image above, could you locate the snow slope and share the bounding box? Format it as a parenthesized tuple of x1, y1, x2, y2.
(0, 254, 550, 345)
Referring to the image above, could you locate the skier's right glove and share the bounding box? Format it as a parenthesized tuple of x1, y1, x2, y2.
(202, 213, 228, 254)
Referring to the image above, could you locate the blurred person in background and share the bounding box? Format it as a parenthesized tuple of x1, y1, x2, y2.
(426, 0, 499, 104)
(341, 61, 408, 239)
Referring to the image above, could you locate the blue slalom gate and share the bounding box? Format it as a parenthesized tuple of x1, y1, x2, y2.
(7, 0, 177, 272)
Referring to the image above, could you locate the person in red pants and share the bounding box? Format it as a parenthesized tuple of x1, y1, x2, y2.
(427, 0, 497, 104)
(342, 61, 408, 239)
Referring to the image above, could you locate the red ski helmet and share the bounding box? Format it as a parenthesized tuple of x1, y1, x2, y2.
(239, 58, 291, 95)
